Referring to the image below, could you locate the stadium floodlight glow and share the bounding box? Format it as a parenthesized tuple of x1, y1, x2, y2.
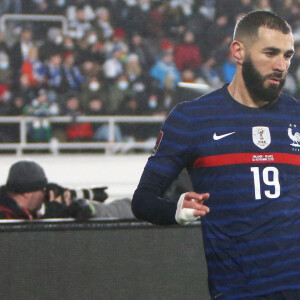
(177, 82, 211, 91)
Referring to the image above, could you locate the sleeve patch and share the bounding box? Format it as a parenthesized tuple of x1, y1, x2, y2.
(152, 131, 164, 155)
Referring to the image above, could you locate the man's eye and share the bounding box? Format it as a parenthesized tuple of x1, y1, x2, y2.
(265, 52, 274, 57)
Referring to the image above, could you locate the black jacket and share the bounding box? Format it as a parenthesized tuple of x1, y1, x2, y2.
(0, 187, 33, 219)
(0, 187, 70, 220)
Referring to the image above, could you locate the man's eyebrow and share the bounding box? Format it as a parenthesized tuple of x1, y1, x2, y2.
(262, 46, 295, 55)
(262, 47, 280, 52)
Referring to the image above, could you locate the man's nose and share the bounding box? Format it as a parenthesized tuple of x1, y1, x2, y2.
(273, 56, 288, 72)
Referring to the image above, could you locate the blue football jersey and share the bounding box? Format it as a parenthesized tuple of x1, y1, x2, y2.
(145, 84, 300, 299)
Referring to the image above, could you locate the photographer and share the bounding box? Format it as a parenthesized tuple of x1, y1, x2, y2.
(0, 159, 134, 220)
(0, 160, 92, 220)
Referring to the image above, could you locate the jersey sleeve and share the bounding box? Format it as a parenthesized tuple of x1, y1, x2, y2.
(132, 103, 193, 225)
(146, 102, 193, 180)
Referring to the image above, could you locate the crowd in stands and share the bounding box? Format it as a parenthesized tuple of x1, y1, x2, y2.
(0, 0, 299, 144)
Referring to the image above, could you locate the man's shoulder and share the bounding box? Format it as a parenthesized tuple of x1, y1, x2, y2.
(279, 93, 300, 107)
(175, 85, 226, 111)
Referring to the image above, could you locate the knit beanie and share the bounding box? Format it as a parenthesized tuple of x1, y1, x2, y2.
(6, 160, 48, 193)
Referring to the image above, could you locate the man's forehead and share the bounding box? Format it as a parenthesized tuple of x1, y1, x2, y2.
(256, 26, 294, 47)
(257, 26, 294, 44)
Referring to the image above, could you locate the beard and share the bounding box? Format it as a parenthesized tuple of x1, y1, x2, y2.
(242, 56, 286, 103)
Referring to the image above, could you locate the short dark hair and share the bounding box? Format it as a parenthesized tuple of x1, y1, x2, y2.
(233, 11, 292, 42)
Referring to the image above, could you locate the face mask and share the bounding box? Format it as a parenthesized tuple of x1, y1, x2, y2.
(141, 4, 150, 11)
(118, 81, 129, 90)
(49, 103, 59, 115)
(0, 61, 9, 69)
(89, 82, 100, 91)
(170, 1, 179, 8)
(149, 99, 157, 109)
(127, 0, 137, 6)
(57, 0, 65, 6)
(55, 35, 63, 45)
(88, 34, 97, 45)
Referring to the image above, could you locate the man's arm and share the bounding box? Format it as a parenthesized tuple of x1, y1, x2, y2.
(132, 169, 177, 225)
(132, 169, 210, 225)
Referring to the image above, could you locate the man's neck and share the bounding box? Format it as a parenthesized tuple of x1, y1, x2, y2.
(228, 74, 270, 108)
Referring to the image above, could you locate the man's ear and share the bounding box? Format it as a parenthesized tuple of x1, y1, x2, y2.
(22, 192, 32, 199)
(230, 40, 246, 65)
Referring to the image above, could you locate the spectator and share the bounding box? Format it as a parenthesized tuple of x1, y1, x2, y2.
(23, 89, 59, 142)
(68, 5, 93, 40)
(0, 0, 22, 14)
(61, 51, 84, 94)
(106, 73, 134, 114)
(79, 59, 102, 83)
(93, 122, 124, 143)
(174, 66, 205, 104)
(150, 51, 181, 90)
(0, 84, 11, 116)
(149, 2, 167, 38)
(253, 0, 273, 12)
(0, 51, 12, 87)
(39, 27, 64, 62)
(21, 46, 47, 88)
(10, 94, 25, 116)
(112, 27, 128, 52)
(47, 0, 68, 15)
(10, 25, 34, 80)
(221, 52, 237, 83)
(125, 0, 152, 37)
(117, 94, 144, 142)
(278, 0, 299, 27)
(199, 56, 223, 89)
(204, 14, 231, 59)
(103, 45, 125, 82)
(80, 76, 109, 113)
(85, 96, 107, 116)
(93, 7, 114, 41)
(15, 73, 36, 104)
(125, 53, 142, 83)
(45, 52, 63, 94)
(162, 1, 186, 40)
(77, 30, 105, 64)
(234, 0, 253, 15)
(29, 0, 50, 15)
(174, 30, 202, 71)
(66, 0, 95, 23)
(60, 93, 94, 142)
(60, 93, 83, 117)
(289, 43, 300, 80)
(61, 35, 78, 54)
(128, 32, 155, 71)
(0, 32, 9, 57)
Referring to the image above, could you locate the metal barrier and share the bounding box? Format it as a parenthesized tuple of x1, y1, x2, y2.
(0, 115, 165, 155)
(0, 219, 210, 300)
(0, 13, 68, 34)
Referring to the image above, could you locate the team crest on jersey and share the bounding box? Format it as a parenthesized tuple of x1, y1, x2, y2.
(288, 124, 300, 150)
(152, 131, 164, 155)
(252, 126, 271, 149)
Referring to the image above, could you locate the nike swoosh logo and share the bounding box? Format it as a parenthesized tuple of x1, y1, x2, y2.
(213, 132, 236, 140)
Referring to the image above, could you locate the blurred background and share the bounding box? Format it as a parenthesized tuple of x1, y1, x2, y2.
(0, 3, 299, 298)
(0, 0, 299, 191)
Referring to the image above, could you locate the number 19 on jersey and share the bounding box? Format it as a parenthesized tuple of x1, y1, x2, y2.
(251, 167, 281, 200)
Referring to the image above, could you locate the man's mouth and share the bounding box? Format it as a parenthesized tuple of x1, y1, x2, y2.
(269, 77, 281, 84)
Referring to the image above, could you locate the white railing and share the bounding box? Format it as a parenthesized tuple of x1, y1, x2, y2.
(0, 14, 68, 34)
(0, 115, 165, 155)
